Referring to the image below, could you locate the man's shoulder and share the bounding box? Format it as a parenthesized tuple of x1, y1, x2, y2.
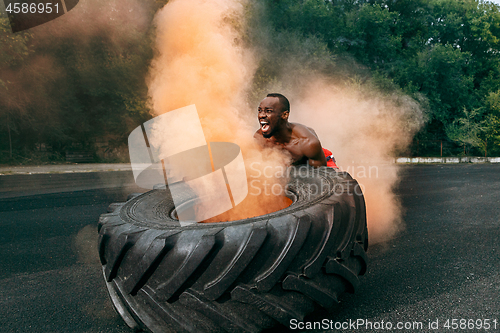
(290, 123, 325, 166)
(290, 122, 320, 141)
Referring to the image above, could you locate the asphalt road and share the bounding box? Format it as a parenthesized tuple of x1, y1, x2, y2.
(0, 165, 499, 333)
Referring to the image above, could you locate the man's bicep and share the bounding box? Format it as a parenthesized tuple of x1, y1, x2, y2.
(305, 140, 327, 167)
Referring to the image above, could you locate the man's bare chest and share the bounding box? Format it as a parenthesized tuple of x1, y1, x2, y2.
(261, 136, 306, 162)
(281, 139, 307, 162)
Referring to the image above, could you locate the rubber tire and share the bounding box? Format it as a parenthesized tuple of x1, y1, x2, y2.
(98, 166, 368, 333)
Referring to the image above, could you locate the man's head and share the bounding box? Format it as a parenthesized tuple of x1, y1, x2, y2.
(266, 93, 290, 113)
(258, 93, 290, 138)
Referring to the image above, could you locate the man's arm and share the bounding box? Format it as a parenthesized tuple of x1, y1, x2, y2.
(303, 139, 327, 167)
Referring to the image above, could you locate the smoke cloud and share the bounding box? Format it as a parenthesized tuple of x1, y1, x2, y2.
(148, 0, 291, 222)
(290, 80, 425, 243)
(0, 0, 156, 159)
(149, 0, 426, 241)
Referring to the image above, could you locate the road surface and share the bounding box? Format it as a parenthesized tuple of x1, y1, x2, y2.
(0, 165, 499, 332)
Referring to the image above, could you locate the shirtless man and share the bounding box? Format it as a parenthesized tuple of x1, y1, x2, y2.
(254, 93, 327, 167)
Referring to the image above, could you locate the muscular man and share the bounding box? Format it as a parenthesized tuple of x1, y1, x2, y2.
(254, 93, 327, 167)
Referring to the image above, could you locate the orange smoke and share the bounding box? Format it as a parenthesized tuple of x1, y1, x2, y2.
(148, 0, 290, 221)
(291, 79, 425, 243)
(148, 0, 254, 138)
(148, 0, 425, 241)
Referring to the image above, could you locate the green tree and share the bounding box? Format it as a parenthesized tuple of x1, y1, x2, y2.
(0, 17, 33, 159)
(484, 111, 500, 156)
(398, 44, 474, 124)
(445, 107, 486, 155)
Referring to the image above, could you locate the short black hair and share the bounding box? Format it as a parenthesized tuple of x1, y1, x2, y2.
(267, 93, 290, 112)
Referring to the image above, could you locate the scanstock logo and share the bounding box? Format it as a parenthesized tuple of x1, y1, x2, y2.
(128, 105, 248, 224)
(3, 0, 79, 32)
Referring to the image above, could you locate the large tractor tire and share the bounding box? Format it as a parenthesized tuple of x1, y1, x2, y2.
(98, 166, 368, 332)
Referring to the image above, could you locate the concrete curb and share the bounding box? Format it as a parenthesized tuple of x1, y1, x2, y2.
(0, 163, 132, 175)
(1, 157, 499, 175)
(395, 157, 500, 164)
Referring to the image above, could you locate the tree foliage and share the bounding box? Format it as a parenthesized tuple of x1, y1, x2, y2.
(445, 107, 487, 155)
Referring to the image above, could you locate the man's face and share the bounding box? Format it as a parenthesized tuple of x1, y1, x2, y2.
(258, 97, 287, 138)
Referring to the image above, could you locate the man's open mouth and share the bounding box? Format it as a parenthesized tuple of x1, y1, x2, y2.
(260, 121, 270, 132)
